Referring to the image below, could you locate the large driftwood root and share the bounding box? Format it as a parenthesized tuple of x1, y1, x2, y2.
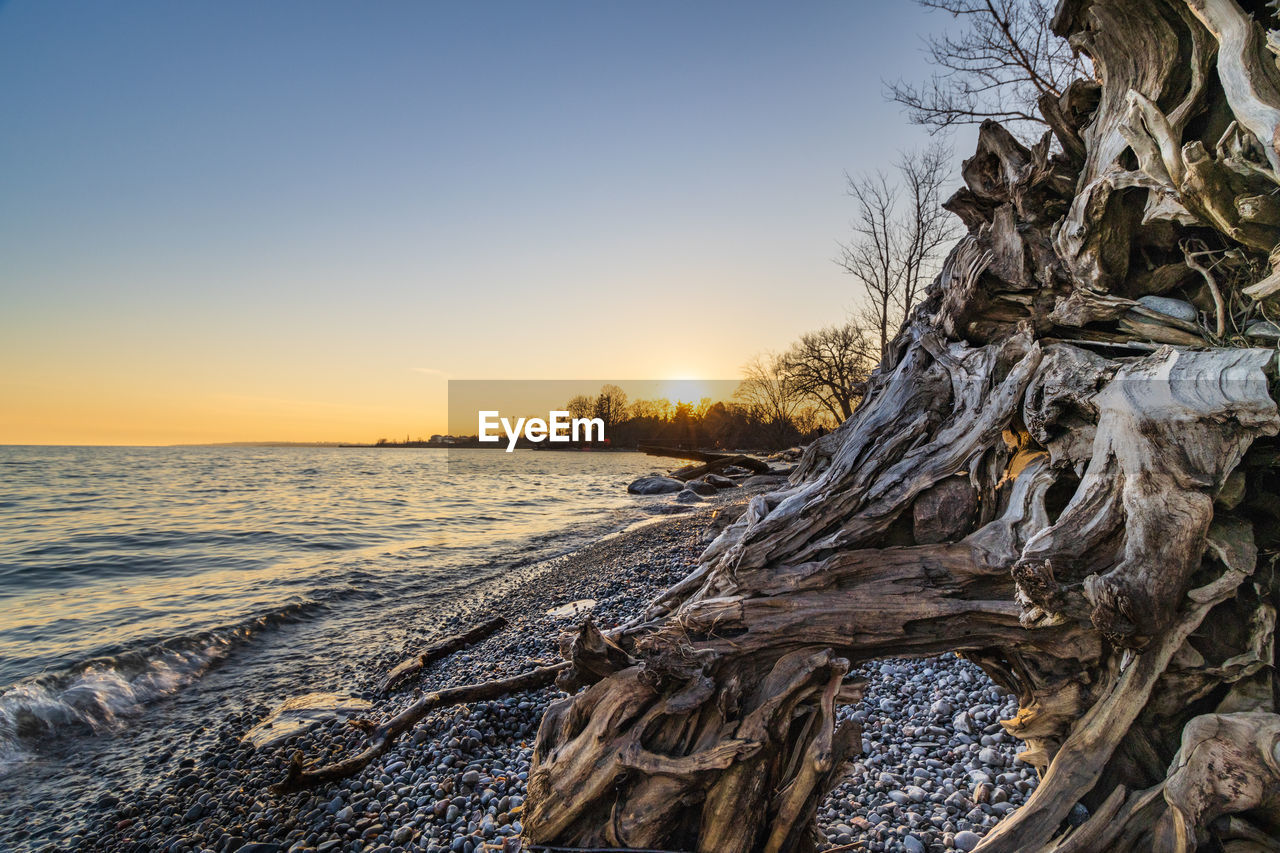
(522, 1, 1280, 849)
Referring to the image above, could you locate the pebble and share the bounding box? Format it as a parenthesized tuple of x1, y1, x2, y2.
(1137, 295, 1197, 323)
(1245, 320, 1280, 340)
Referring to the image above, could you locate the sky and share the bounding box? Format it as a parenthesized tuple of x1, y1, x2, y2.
(0, 1, 976, 445)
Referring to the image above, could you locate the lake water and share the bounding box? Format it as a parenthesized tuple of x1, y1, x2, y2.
(0, 446, 661, 785)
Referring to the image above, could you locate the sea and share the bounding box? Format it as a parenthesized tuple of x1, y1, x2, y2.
(0, 445, 664, 844)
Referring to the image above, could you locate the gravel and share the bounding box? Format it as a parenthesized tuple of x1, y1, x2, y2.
(34, 492, 1031, 853)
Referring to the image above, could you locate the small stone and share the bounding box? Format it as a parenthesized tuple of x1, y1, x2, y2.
(954, 830, 982, 851)
(1245, 320, 1280, 340)
(460, 770, 481, 786)
(904, 835, 926, 853)
(1137, 295, 1197, 323)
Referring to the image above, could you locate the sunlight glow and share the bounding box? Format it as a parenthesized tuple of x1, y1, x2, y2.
(660, 380, 715, 407)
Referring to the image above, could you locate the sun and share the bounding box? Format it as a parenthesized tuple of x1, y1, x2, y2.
(660, 379, 714, 407)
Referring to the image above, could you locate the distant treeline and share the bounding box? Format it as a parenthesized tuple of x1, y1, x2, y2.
(369, 320, 877, 452)
(557, 385, 827, 452)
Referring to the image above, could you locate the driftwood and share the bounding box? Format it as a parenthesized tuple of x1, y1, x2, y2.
(640, 445, 771, 474)
(669, 454, 766, 482)
(379, 616, 508, 694)
(520, 1, 1280, 850)
(275, 662, 567, 793)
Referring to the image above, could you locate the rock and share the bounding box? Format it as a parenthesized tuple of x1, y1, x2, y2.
(1137, 295, 1198, 323)
(545, 599, 596, 619)
(674, 489, 705, 503)
(460, 770, 481, 786)
(912, 476, 978, 544)
(978, 747, 1002, 766)
(954, 830, 982, 851)
(904, 835, 926, 853)
(684, 479, 718, 496)
(929, 699, 953, 718)
(241, 693, 373, 749)
(627, 475, 684, 495)
(1245, 320, 1280, 340)
(704, 473, 736, 488)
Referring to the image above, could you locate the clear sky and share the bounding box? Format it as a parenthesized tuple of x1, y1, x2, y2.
(0, 1, 974, 445)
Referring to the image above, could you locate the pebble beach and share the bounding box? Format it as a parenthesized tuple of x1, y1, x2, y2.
(42, 494, 1038, 853)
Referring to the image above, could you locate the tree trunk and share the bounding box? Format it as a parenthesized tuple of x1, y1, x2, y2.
(524, 1, 1280, 850)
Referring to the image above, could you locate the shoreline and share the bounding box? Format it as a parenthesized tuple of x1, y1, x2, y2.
(62, 494, 1035, 853)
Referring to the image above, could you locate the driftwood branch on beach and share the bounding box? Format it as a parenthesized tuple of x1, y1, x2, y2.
(518, 1, 1280, 850)
(639, 445, 772, 474)
(275, 662, 568, 793)
(378, 616, 508, 695)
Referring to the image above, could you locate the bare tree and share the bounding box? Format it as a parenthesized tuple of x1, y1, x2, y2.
(780, 321, 877, 422)
(896, 146, 958, 317)
(885, 0, 1090, 136)
(565, 394, 594, 421)
(593, 384, 628, 430)
(628, 398, 671, 421)
(735, 353, 807, 447)
(839, 144, 960, 357)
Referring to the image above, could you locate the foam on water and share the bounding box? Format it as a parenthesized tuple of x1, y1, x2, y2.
(0, 445, 660, 775)
(0, 596, 327, 770)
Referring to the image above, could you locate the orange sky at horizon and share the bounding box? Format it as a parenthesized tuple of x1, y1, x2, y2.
(0, 3, 975, 446)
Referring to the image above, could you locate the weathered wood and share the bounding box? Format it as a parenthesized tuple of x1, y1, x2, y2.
(379, 616, 508, 694)
(639, 445, 771, 474)
(668, 454, 768, 482)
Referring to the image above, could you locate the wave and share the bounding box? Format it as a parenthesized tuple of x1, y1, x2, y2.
(0, 597, 329, 772)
